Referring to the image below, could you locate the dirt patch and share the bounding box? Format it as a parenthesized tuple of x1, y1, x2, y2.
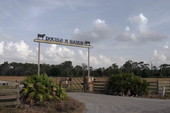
(0, 97, 85, 113)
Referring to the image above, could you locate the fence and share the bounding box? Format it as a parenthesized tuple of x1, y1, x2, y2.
(0, 88, 20, 106)
(93, 81, 106, 93)
(93, 77, 170, 95)
(93, 77, 107, 93)
(0, 76, 170, 94)
(158, 81, 170, 94)
(65, 77, 84, 92)
(148, 80, 170, 95)
(148, 81, 158, 94)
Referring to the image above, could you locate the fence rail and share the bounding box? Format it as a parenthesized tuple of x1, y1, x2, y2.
(147, 80, 170, 94)
(0, 89, 20, 106)
(93, 78, 170, 95)
(93, 80, 106, 93)
(1, 76, 170, 94)
(148, 81, 158, 94)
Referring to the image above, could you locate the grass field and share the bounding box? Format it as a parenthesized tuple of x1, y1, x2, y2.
(93, 77, 170, 82)
(0, 76, 170, 85)
(0, 85, 16, 89)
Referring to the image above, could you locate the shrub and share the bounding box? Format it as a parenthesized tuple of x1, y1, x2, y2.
(106, 73, 148, 96)
(21, 74, 67, 104)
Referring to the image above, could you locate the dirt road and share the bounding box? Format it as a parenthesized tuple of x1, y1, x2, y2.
(68, 92, 170, 113)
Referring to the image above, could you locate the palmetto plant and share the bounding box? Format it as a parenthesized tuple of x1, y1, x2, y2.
(21, 74, 67, 104)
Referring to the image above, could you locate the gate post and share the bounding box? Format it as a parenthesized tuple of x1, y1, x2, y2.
(83, 76, 88, 92)
(156, 79, 159, 94)
(88, 77, 94, 92)
(88, 48, 90, 78)
(38, 42, 40, 75)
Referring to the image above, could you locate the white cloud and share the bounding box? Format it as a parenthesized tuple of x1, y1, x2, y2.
(125, 26, 130, 31)
(75, 49, 112, 68)
(152, 44, 170, 65)
(90, 55, 112, 67)
(129, 13, 148, 32)
(0, 40, 36, 63)
(78, 50, 86, 61)
(116, 26, 137, 42)
(99, 55, 111, 64)
(164, 42, 169, 49)
(13, 40, 33, 59)
(90, 56, 99, 66)
(0, 40, 127, 68)
(39, 44, 113, 68)
(43, 44, 75, 63)
(93, 19, 107, 28)
(74, 28, 80, 34)
(0, 40, 114, 68)
(115, 13, 167, 44)
(0, 41, 4, 55)
(72, 19, 114, 43)
(153, 50, 167, 62)
(0, 40, 77, 65)
(91, 55, 112, 68)
(151, 42, 170, 66)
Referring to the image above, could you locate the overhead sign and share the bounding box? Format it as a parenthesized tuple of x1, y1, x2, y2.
(34, 34, 93, 48)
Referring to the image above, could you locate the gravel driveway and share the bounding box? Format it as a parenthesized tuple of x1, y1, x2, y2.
(68, 92, 170, 113)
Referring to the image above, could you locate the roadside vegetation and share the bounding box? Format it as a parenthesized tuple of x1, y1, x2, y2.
(106, 73, 148, 96)
(0, 98, 84, 113)
(0, 74, 84, 113)
(21, 74, 67, 104)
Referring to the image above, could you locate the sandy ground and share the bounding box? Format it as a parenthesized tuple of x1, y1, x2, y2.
(68, 92, 170, 113)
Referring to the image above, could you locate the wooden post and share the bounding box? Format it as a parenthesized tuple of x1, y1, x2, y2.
(162, 86, 165, 97)
(17, 88, 20, 103)
(38, 42, 40, 75)
(157, 79, 159, 94)
(88, 48, 90, 78)
(87, 48, 90, 91)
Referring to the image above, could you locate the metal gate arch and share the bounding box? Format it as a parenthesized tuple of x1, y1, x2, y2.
(34, 34, 93, 92)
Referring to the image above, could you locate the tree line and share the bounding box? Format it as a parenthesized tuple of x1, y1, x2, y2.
(0, 60, 170, 78)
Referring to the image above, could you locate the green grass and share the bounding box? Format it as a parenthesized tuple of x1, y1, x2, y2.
(0, 86, 16, 89)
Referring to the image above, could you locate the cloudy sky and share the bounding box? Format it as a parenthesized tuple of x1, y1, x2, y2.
(0, 0, 170, 68)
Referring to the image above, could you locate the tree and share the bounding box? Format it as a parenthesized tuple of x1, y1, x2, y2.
(73, 65, 83, 77)
(121, 60, 133, 73)
(0, 61, 10, 75)
(60, 61, 73, 76)
(50, 65, 61, 76)
(160, 64, 170, 77)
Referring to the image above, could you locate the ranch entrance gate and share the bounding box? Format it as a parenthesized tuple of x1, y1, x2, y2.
(34, 34, 93, 92)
